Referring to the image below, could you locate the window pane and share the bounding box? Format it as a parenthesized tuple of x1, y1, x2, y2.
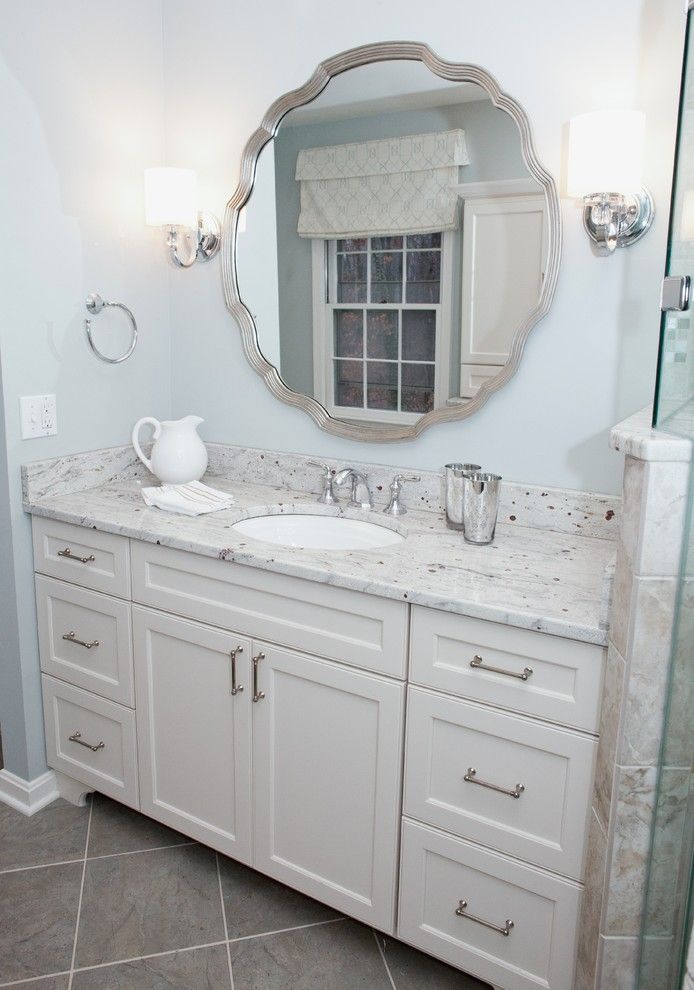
(334, 310, 363, 358)
(366, 310, 398, 359)
(406, 250, 441, 303)
(406, 233, 441, 249)
(366, 360, 398, 410)
(334, 359, 364, 408)
(401, 363, 435, 413)
(337, 238, 367, 252)
(371, 251, 402, 304)
(337, 253, 367, 303)
(371, 236, 403, 250)
(402, 310, 436, 361)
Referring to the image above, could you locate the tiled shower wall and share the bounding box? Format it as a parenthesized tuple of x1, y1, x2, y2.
(577, 418, 692, 990)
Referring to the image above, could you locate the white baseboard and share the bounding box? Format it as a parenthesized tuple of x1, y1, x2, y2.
(0, 768, 59, 816)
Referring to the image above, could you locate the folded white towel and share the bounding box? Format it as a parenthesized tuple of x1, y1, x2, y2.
(141, 480, 235, 517)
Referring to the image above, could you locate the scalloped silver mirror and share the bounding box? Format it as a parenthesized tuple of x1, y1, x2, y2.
(223, 43, 561, 442)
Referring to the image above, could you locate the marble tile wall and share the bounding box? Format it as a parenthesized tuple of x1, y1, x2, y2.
(579, 410, 692, 990)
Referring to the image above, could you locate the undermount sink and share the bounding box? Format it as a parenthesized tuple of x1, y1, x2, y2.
(232, 513, 404, 551)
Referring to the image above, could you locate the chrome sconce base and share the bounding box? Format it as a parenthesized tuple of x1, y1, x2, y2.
(582, 188, 654, 255)
(166, 211, 221, 268)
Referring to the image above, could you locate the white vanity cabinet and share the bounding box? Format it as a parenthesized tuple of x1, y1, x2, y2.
(31, 517, 605, 990)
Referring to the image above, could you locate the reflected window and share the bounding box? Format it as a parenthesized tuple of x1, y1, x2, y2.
(318, 233, 445, 423)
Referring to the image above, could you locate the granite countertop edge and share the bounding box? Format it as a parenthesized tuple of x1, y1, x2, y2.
(25, 483, 612, 648)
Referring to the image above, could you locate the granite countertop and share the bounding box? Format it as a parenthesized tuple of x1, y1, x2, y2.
(24, 473, 615, 646)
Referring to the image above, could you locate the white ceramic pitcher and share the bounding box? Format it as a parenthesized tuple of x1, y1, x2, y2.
(132, 415, 208, 485)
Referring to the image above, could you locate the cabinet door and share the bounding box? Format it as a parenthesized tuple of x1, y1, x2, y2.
(252, 643, 405, 932)
(133, 607, 252, 863)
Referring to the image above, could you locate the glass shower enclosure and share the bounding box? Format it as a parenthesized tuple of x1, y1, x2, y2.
(638, 8, 694, 988)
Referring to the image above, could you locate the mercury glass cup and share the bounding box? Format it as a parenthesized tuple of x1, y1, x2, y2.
(461, 472, 502, 545)
(444, 463, 482, 530)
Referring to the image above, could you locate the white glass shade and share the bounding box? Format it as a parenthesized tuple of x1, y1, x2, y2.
(567, 110, 646, 198)
(144, 167, 198, 227)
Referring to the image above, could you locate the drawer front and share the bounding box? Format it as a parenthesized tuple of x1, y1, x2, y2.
(410, 606, 604, 732)
(36, 576, 134, 706)
(33, 517, 130, 598)
(42, 675, 138, 808)
(131, 542, 408, 678)
(398, 819, 581, 990)
(404, 688, 595, 878)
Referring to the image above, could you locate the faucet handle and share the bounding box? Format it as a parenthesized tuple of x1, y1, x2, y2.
(384, 474, 421, 516)
(392, 473, 421, 487)
(308, 460, 338, 505)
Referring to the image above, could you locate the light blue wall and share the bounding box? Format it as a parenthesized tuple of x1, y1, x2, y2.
(272, 99, 529, 396)
(0, 1, 171, 781)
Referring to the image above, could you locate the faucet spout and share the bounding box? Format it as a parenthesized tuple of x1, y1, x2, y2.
(334, 468, 373, 511)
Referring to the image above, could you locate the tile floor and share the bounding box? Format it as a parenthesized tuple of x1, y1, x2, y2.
(0, 794, 490, 989)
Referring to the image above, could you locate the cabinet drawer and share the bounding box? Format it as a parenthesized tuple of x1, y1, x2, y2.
(398, 819, 581, 990)
(33, 518, 130, 598)
(131, 542, 408, 678)
(42, 675, 138, 808)
(410, 606, 604, 732)
(36, 576, 134, 706)
(404, 688, 595, 878)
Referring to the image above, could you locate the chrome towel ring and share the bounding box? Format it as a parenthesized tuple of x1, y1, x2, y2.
(84, 293, 138, 364)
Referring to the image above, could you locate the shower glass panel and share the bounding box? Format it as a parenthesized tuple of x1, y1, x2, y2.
(639, 10, 694, 988)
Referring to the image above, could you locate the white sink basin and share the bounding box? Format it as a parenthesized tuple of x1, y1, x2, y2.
(232, 513, 404, 551)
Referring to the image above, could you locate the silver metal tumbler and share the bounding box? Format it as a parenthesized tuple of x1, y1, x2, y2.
(444, 463, 482, 530)
(462, 472, 502, 545)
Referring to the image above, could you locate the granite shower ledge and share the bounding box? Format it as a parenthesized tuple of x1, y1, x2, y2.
(24, 476, 614, 646)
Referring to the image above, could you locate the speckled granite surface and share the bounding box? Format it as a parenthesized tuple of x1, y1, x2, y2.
(23, 442, 621, 539)
(23, 446, 616, 645)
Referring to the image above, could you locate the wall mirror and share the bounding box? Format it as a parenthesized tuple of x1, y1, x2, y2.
(223, 43, 561, 441)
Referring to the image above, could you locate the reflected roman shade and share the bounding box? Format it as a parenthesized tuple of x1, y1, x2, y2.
(295, 129, 469, 238)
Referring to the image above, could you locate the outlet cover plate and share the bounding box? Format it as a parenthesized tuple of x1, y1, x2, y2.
(20, 394, 57, 439)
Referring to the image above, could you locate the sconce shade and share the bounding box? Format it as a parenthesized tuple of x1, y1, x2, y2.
(144, 167, 198, 228)
(567, 110, 646, 197)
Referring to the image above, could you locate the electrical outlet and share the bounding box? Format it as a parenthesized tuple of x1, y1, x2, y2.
(20, 394, 57, 439)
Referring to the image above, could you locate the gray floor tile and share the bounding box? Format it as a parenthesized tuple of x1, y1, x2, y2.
(229, 919, 392, 989)
(0, 862, 82, 982)
(75, 844, 225, 968)
(9, 978, 71, 989)
(71, 945, 231, 989)
(219, 857, 339, 939)
(378, 933, 492, 988)
(0, 799, 89, 871)
(87, 794, 189, 858)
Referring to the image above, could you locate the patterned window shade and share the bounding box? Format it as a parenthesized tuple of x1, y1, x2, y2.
(295, 129, 469, 238)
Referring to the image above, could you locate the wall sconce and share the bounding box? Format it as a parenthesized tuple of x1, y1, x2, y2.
(567, 110, 654, 255)
(144, 167, 220, 268)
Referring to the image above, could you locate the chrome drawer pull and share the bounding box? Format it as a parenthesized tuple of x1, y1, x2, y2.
(252, 652, 266, 702)
(68, 731, 105, 753)
(455, 900, 514, 937)
(464, 767, 525, 799)
(470, 655, 533, 681)
(62, 631, 99, 650)
(230, 646, 244, 695)
(58, 547, 96, 565)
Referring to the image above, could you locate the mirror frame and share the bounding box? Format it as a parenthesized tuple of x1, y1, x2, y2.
(222, 42, 562, 442)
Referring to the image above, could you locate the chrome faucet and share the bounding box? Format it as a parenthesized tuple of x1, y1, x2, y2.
(383, 474, 421, 516)
(333, 468, 373, 510)
(308, 461, 338, 505)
